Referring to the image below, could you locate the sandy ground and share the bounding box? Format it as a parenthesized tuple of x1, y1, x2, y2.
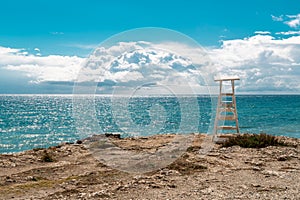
(0, 134, 299, 200)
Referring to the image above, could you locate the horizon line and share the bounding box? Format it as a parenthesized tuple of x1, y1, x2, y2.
(0, 93, 299, 96)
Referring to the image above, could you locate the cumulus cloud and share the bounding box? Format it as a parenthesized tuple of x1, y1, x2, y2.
(208, 34, 300, 92)
(0, 46, 83, 83)
(76, 36, 300, 94)
(2, 33, 300, 94)
(78, 41, 207, 95)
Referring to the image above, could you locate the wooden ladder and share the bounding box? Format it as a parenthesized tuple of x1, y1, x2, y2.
(213, 77, 240, 136)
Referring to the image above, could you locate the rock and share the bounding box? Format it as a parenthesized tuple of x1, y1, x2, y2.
(252, 166, 262, 171)
(201, 187, 213, 194)
(207, 152, 220, 157)
(277, 155, 290, 161)
(167, 184, 176, 188)
(240, 184, 248, 189)
(223, 154, 232, 159)
(105, 133, 121, 139)
(76, 140, 83, 144)
(0, 133, 299, 200)
(251, 183, 261, 187)
(262, 170, 282, 177)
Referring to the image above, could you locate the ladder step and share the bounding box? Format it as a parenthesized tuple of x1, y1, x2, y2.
(218, 116, 236, 120)
(219, 107, 234, 112)
(221, 102, 233, 108)
(218, 126, 237, 130)
(221, 93, 234, 96)
(221, 101, 232, 103)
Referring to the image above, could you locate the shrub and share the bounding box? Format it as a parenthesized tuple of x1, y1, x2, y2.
(41, 150, 54, 162)
(222, 133, 287, 148)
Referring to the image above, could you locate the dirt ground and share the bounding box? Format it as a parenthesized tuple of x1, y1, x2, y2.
(0, 134, 299, 200)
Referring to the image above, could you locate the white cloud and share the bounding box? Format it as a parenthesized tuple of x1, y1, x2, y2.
(254, 31, 271, 35)
(0, 46, 22, 54)
(276, 31, 300, 35)
(272, 13, 300, 29)
(285, 14, 300, 28)
(0, 46, 83, 83)
(2, 34, 300, 94)
(271, 15, 283, 22)
(80, 42, 204, 90)
(208, 34, 300, 92)
(77, 37, 300, 94)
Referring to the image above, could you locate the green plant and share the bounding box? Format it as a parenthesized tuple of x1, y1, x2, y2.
(41, 150, 54, 162)
(222, 133, 287, 148)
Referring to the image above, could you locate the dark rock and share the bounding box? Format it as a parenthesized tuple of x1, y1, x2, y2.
(277, 155, 290, 161)
(105, 133, 121, 139)
(76, 140, 83, 144)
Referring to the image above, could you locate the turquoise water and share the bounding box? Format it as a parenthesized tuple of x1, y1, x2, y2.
(0, 95, 299, 153)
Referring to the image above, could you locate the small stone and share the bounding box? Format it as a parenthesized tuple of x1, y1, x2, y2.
(251, 183, 261, 187)
(76, 140, 83, 144)
(262, 170, 281, 176)
(150, 184, 161, 188)
(223, 154, 232, 159)
(240, 184, 248, 189)
(207, 153, 220, 157)
(201, 187, 213, 194)
(252, 166, 262, 171)
(277, 155, 290, 161)
(167, 184, 176, 188)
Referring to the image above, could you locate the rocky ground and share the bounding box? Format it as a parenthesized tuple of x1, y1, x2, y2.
(0, 134, 299, 200)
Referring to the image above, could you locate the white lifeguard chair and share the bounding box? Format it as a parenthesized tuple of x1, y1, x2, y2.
(213, 77, 240, 136)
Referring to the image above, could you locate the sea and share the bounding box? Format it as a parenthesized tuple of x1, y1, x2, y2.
(0, 95, 299, 154)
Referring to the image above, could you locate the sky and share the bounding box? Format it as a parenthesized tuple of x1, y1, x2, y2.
(0, 0, 300, 94)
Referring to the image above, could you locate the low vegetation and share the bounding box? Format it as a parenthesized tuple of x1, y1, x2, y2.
(167, 156, 207, 175)
(222, 133, 287, 148)
(41, 150, 54, 162)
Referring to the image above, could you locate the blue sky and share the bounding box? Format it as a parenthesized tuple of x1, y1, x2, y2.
(0, 0, 300, 94)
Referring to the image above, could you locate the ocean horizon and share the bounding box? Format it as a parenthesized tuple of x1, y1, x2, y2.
(0, 94, 299, 154)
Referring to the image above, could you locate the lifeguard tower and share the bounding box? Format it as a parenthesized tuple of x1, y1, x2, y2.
(213, 77, 240, 137)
